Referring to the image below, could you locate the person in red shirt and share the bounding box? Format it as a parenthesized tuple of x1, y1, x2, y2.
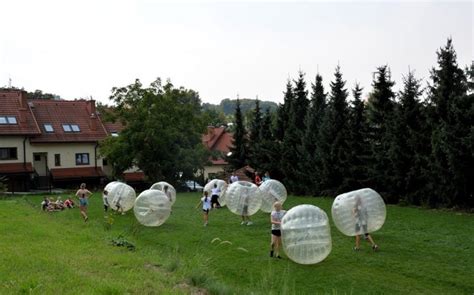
(254, 172, 262, 186)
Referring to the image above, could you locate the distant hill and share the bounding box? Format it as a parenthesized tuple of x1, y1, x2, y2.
(202, 98, 278, 115)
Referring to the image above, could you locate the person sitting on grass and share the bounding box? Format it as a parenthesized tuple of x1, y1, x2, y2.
(64, 197, 75, 209)
(353, 195, 378, 251)
(41, 197, 50, 211)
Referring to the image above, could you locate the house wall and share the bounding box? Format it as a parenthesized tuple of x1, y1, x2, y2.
(0, 136, 27, 164)
(203, 164, 226, 180)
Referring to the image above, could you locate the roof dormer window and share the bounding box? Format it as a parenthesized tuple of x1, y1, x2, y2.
(111, 132, 119, 137)
(0, 116, 17, 125)
(44, 124, 54, 132)
(62, 124, 81, 132)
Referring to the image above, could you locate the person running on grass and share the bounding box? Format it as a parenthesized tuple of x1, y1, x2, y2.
(75, 183, 92, 222)
(196, 191, 211, 226)
(270, 201, 286, 258)
(353, 195, 378, 251)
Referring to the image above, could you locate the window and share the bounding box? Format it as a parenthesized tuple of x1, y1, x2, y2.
(111, 132, 119, 137)
(71, 124, 80, 132)
(44, 124, 54, 132)
(34, 154, 41, 161)
(0, 116, 17, 125)
(62, 124, 72, 132)
(0, 148, 18, 160)
(54, 154, 61, 166)
(75, 153, 89, 165)
(102, 158, 108, 166)
(62, 124, 81, 132)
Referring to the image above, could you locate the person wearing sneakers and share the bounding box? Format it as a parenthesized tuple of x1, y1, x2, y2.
(270, 201, 286, 258)
(75, 183, 92, 222)
(240, 191, 253, 225)
(196, 191, 211, 226)
(353, 195, 378, 251)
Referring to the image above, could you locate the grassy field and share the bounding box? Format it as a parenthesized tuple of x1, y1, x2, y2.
(0, 192, 473, 294)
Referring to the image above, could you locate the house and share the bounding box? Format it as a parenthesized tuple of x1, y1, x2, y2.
(201, 126, 233, 181)
(0, 89, 144, 192)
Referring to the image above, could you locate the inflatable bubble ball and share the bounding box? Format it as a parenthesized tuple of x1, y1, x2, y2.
(203, 179, 228, 207)
(259, 179, 287, 213)
(134, 189, 172, 227)
(150, 181, 176, 205)
(225, 181, 263, 216)
(281, 204, 332, 265)
(104, 181, 136, 212)
(331, 188, 386, 236)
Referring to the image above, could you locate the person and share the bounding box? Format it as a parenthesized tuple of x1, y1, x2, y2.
(102, 189, 109, 212)
(41, 197, 50, 211)
(54, 197, 65, 210)
(64, 197, 74, 209)
(114, 194, 125, 215)
(229, 172, 239, 184)
(262, 171, 271, 182)
(75, 183, 92, 222)
(254, 172, 262, 186)
(164, 185, 172, 203)
(240, 191, 252, 225)
(270, 201, 286, 258)
(196, 191, 211, 226)
(353, 196, 378, 251)
(210, 183, 221, 209)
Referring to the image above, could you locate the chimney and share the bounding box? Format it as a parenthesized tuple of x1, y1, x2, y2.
(88, 100, 97, 131)
(18, 91, 28, 125)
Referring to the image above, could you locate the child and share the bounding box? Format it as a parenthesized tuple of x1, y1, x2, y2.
(164, 185, 172, 203)
(64, 197, 74, 209)
(196, 191, 211, 226)
(353, 196, 378, 251)
(41, 197, 50, 211)
(75, 183, 92, 222)
(254, 172, 262, 186)
(102, 189, 109, 212)
(210, 183, 221, 209)
(270, 201, 286, 258)
(241, 192, 252, 225)
(115, 195, 125, 215)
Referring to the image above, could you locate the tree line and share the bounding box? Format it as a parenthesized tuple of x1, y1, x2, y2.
(227, 38, 473, 208)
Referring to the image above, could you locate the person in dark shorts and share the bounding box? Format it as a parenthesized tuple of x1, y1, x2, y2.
(270, 201, 286, 258)
(353, 196, 378, 251)
(210, 183, 221, 209)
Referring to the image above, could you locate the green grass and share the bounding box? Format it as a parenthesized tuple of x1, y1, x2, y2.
(0, 193, 473, 294)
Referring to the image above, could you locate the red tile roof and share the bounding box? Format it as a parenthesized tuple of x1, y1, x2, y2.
(29, 99, 109, 143)
(50, 167, 105, 180)
(202, 126, 233, 165)
(0, 90, 41, 135)
(122, 171, 145, 182)
(0, 162, 34, 174)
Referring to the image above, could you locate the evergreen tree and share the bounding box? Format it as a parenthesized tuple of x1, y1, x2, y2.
(301, 74, 327, 195)
(428, 38, 472, 207)
(274, 80, 294, 141)
(366, 65, 396, 199)
(318, 66, 351, 194)
(226, 99, 248, 169)
(247, 99, 263, 168)
(346, 83, 369, 189)
(255, 109, 279, 177)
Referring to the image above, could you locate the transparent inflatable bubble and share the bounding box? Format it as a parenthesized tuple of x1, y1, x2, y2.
(225, 181, 262, 216)
(331, 188, 386, 236)
(150, 181, 176, 205)
(281, 205, 332, 265)
(134, 189, 171, 227)
(259, 179, 287, 213)
(204, 179, 228, 207)
(104, 181, 136, 212)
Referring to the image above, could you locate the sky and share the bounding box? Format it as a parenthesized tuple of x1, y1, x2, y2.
(0, 0, 472, 105)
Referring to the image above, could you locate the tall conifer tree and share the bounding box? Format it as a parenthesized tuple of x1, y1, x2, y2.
(226, 99, 248, 169)
(247, 99, 263, 168)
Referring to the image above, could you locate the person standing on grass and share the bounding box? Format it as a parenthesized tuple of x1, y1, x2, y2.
(353, 195, 378, 251)
(75, 183, 92, 222)
(262, 171, 271, 182)
(196, 191, 211, 226)
(229, 171, 239, 184)
(240, 191, 252, 225)
(254, 172, 262, 186)
(102, 189, 109, 212)
(210, 183, 221, 209)
(270, 201, 286, 258)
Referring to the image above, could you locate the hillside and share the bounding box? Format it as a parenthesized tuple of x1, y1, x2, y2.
(202, 98, 278, 115)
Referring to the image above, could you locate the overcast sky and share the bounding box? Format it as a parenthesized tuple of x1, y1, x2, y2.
(1, 1, 472, 105)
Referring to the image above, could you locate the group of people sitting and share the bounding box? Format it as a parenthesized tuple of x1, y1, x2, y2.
(41, 196, 75, 212)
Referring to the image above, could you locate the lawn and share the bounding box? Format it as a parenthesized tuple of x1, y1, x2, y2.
(0, 192, 473, 294)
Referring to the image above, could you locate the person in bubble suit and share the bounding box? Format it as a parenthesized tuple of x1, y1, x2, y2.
(353, 195, 379, 251)
(270, 201, 286, 258)
(240, 191, 253, 225)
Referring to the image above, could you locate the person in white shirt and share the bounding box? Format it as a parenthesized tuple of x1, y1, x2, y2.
(270, 201, 286, 258)
(196, 191, 212, 226)
(229, 172, 239, 184)
(210, 184, 221, 209)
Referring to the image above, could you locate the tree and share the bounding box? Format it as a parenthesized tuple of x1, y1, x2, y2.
(366, 65, 396, 199)
(301, 74, 327, 195)
(226, 99, 248, 170)
(247, 99, 263, 169)
(428, 38, 472, 207)
(99, 78, 208, 184)
(274, 80, 294, 141)
(318, 66, 351, 194)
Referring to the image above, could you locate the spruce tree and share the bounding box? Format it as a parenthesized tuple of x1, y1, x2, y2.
(366, 65, 396, 199)
(247, 99, 263, 169)
(318, 66, 351, 194)
(301, 74, 327, 195)
(428, 38, 471, 207)
(226, 99, 248, 170)
(275, 80, 294, 141)
(255, 109, 279, 177)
